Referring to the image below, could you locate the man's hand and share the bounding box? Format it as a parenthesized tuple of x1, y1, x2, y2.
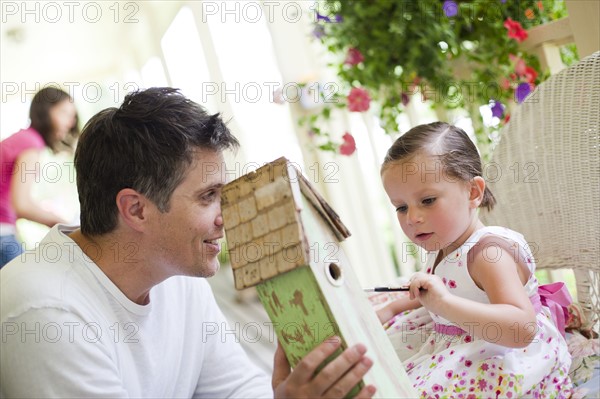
(272, 337, 376, 399)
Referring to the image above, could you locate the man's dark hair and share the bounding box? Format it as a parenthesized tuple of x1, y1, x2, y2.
(75, 87, 239, 236)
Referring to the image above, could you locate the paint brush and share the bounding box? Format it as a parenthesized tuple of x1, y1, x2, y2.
(363, 286, 410, 292)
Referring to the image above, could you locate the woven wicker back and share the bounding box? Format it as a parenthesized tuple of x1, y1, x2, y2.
(481, 51, 600, 323)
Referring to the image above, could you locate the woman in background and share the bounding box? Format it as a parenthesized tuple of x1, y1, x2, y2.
(0, 87, 79, 267)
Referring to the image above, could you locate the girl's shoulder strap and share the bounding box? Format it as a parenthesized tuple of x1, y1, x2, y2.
(468, 226, 536, 272)
(468, 226, 526, 246)
(455, 226, 528, 262)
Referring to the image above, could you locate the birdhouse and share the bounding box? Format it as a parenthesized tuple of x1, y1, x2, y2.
(221, 157, 416, 397)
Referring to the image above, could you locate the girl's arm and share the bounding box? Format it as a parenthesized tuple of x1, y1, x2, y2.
(376, 295, 421, 324)
(409, 237, 536, 348)
(11, 149, 68, 227)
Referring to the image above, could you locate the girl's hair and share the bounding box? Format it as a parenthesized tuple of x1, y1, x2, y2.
(382, 122, 496, 211)
(29, 87, 80, 152)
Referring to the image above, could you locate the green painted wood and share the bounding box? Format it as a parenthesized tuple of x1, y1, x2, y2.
(295, 197, 416, 397)
(256, 267, 363, 397)
(239, 161, 416, 397)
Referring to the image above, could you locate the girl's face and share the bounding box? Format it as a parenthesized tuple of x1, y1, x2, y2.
(49, 99, 77, 141)
(381, 153, 482, 257)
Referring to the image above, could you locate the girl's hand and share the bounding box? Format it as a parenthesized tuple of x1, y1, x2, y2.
(408, 272, 450, 314)
(376, 296, 422, 325)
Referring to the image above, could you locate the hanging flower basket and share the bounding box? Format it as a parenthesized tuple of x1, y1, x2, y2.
(298, 0, 572, 156)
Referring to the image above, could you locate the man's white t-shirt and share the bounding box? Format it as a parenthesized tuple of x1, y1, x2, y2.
(0, 225, 272, 398)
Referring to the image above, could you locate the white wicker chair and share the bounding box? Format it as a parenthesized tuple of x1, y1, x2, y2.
(481, 51, 600, 331)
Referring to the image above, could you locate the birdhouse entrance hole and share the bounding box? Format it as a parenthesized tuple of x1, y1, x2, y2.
(326, 263, 344, 286)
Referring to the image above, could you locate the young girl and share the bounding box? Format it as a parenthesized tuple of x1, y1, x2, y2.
(378, 122, 572, 398)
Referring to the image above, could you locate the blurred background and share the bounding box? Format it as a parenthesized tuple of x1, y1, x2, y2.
(1, 0, 421, 286)
(1, 0, 598, 372)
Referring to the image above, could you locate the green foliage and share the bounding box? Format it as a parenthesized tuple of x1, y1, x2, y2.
(306, 0, 571, 154)
(560, 43, 579, 67)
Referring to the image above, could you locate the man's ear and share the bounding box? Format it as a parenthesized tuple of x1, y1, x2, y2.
(116, 188, 149, 233)
(469, 176, 486, 208)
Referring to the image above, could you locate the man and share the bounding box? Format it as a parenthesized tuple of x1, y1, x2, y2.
(0, 88, 375, 398)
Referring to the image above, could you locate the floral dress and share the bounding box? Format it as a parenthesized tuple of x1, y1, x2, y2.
(385, 226, 573, 399)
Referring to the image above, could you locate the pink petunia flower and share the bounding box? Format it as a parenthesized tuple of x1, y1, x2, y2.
(504, 18, 528, 42)
(523, 66, 538, 83)
(347, 87, 371, 112)
(345, 48, 364, 66)
(515, 58, 527, 75)
(339, 132, 356, 156)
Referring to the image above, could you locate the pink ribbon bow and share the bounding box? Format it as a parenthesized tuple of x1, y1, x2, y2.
(530, 282, 573, 338)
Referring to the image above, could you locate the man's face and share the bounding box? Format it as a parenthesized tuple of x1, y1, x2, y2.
(149, 149, 226, 278)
